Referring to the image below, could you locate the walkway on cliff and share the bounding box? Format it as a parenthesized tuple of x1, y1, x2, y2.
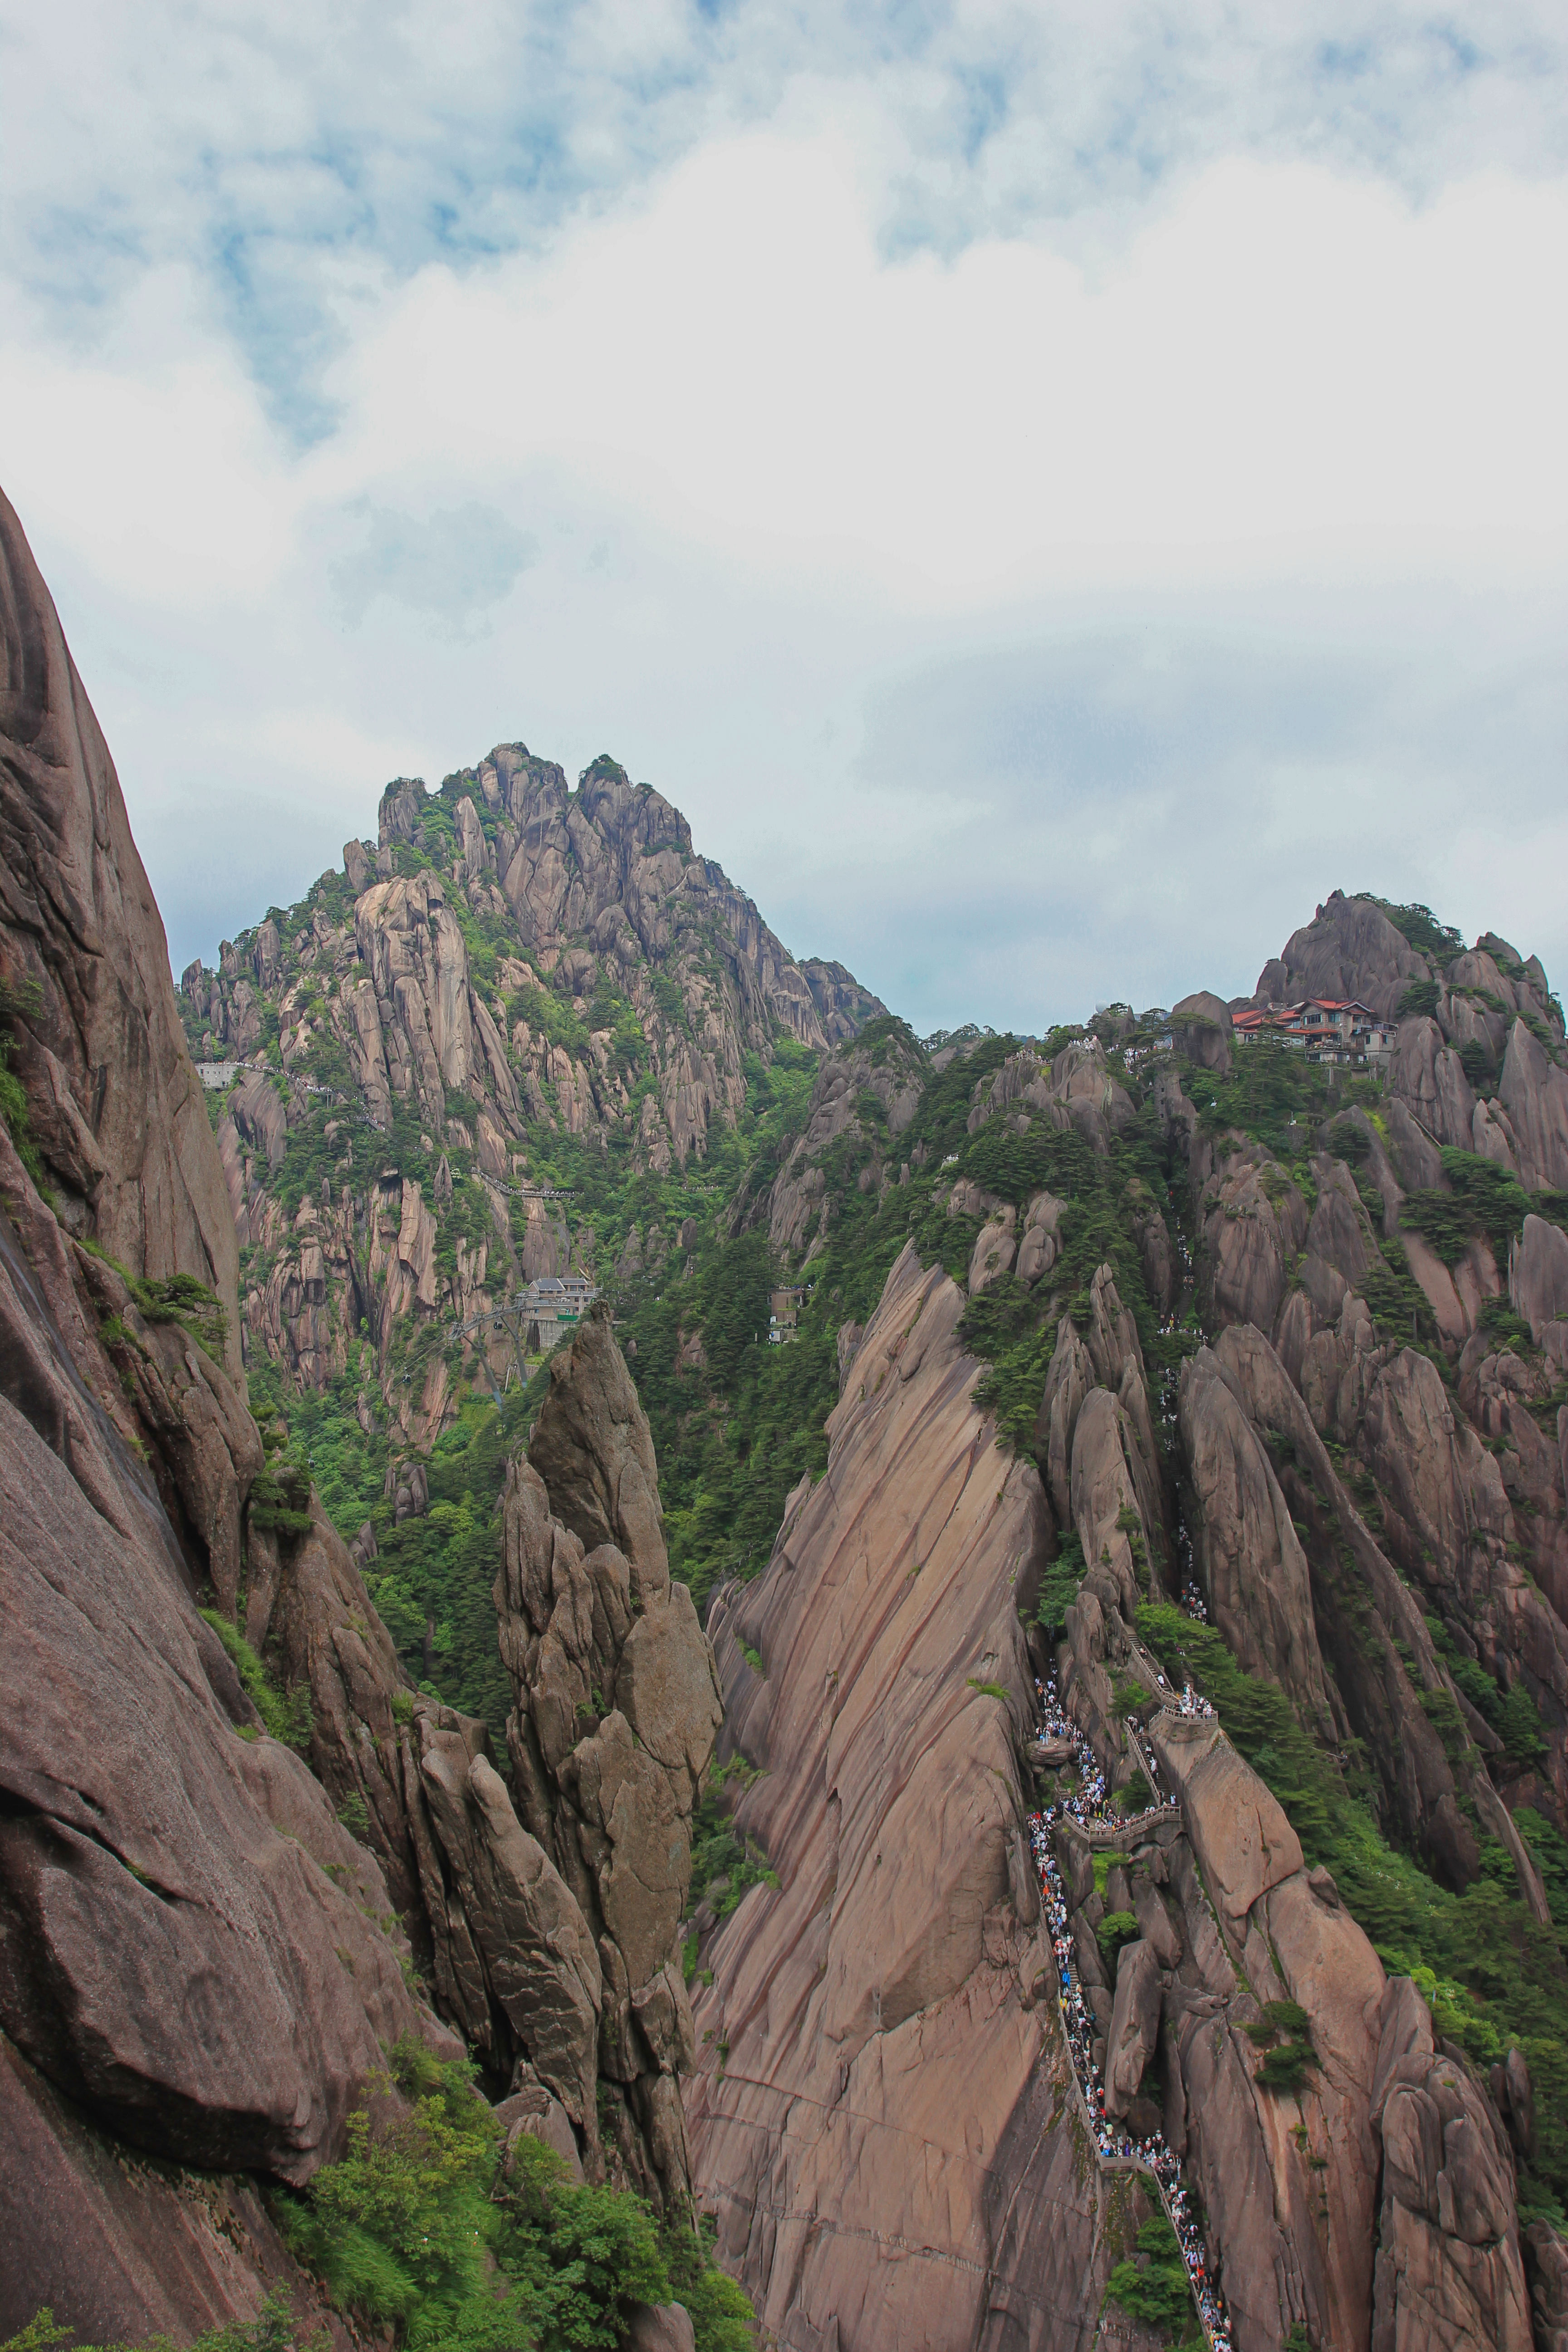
(1029, 1647, 1233, 2352)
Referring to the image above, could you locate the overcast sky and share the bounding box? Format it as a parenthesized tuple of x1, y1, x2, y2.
(2, 1, 1564, 1034)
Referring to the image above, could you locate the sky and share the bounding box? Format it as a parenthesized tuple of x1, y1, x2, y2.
(1, 1, 1565, 1036)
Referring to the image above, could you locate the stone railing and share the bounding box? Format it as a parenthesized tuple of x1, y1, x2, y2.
(1079, 1805, 1182, 1847)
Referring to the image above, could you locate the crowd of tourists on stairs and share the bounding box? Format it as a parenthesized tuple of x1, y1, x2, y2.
(1027, 1670, 1233, 2352)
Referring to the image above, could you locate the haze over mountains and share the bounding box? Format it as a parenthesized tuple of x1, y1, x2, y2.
(6, 475, 1568, 2352)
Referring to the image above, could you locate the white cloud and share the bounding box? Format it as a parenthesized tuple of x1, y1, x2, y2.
(0, 4, 1565, 1031)
(325, 137, 1567, 597)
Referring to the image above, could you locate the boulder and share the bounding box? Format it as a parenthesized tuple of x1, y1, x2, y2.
(1131, 1196, 1177, 1320)
(625, 2305, 697, 2352)
(416, 1736, 602, 2129)
(1387, 1017, 1478, 1149)
(1015, 1191, 1064, 1285)
(1490, 2048, 1536, 2165)
(1499, 1019, 1568, 1191)
(619, 1580, 726, 1811)
(1035, 1313, 1092, 1526)
(1525, 2219, 1568, 2352)
(1298, 1154, 1377, 1320)
(1103, 1939, 1162, 2117)
(1149, 1720, 1303, 1934)
(495, 1308, 720, 2205)
(1069, 1385, 1147, 1617)
(230, 1069, 288, 1174)
(1198, 1147, 1308, 1333)
(1512, 1214, 1568, 1366)
(968, 1209, 1017, 1293)
(495, 2075, 584, 2181)
(1170, 989, 1233, 1070)
(1130, 1872, 1183, 1968)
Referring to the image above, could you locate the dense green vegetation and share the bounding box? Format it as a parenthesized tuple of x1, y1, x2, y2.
(1035, 1529, 1087, 1643)
(200, 1609, 313, 1749)
(4, 2037, 754, 2352)
(275, 2036, 753, 2352)
(1399, 1148, 1568, 1268)
(1196, 1030, 1384, 1167)
(0, 975, 44, 1184)
(1352, 895, 1465, 964)
(1103, 2213, 1197, 2338)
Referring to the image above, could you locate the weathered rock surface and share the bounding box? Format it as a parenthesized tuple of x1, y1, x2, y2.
(1104, 1938, 1162, 2118)
(0, 484, 500, 2333)
(1015, 1188, 1064, 1285)
(0, 485, 241, 1380)
(1525, 2217, 1568, 2352)
(625, 2302, 698, 2352)
(526, 1304, 675, 1602)
(1212, 1323, 1543, 1904)
(1359, 1347, 1568, 1823)
(1369, 1977, 1532, 2351)
(1179, 1345, 1333, 1734)
(0, 2038, 355, 2350)
(495, 1303, 722, 2206)
(0, 1173, 441, 2185)
(191, 746, 884, 1440)
(1256, 888, 1431, 1020)
(750, 1021, 923, 1259)
(1499, 1019, 1568, 1192)
(1513, 1213, 1568, 1367)
(1387, 1017, 1478, 1149)
(1065, 1580, 1387, 2352)
(686, 1242, 1137, 2350)
(1197, 1144, 1309, 1333)
(1171, 989, 1234, 1070)
(416, 1733, 603, 2127)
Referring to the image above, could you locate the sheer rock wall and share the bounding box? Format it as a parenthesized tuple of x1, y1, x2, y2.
(495, 1304, 724, 2209)
(685, 1241, 1152, 2352)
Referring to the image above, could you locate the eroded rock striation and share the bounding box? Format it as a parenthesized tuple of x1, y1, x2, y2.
(495, 1303, 724, 2208)
(685, 1242, 1157, 2351)
(0, 490, 462, 2341)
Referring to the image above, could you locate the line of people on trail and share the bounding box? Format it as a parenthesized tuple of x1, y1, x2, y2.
(1179, 1582, 1209, 1624)
(1027, 1674, 1233, 2352)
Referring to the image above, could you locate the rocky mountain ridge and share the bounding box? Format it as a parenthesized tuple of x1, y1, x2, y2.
(178, 748, 883, 1460)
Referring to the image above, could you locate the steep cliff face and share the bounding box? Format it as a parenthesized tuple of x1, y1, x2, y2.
(0, 493, 465, 2342)
(0, 488, 241, 1382)
(686, 1242, 1151, 2351)
(495, 1304, 724, 2209)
